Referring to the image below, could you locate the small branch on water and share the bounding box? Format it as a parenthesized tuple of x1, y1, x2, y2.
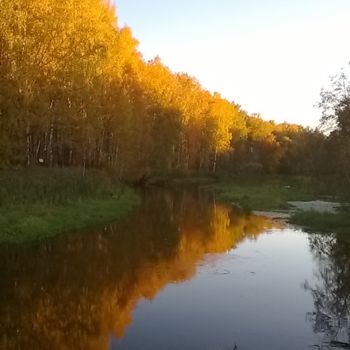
(330, 341, 350, 349)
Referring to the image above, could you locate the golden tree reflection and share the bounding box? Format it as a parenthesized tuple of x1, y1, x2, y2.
(0, 190, 282, 350)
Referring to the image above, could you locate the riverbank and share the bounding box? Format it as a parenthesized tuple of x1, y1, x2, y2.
(210, 176, 350, 234)
(0, 169, 140, 244)
(290, 207, 350, 234)
(212, 176, 327, 210)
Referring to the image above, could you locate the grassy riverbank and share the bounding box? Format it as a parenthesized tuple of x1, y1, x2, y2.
(211, 175, 350, 234)
(290, 208, 350, 234)
(0, 169, 140, 244)
(212, 176, 327, 210)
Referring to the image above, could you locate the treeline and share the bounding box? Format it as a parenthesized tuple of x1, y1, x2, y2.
(0, 0, 348, 182)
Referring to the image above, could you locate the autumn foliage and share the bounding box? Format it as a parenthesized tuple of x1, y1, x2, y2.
(0, 0, 325, 179)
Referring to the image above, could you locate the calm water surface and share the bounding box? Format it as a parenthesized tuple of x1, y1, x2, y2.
(1, 189, 350, 350)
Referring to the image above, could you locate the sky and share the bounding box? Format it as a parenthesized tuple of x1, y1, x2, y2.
(113, 0, 350, 127)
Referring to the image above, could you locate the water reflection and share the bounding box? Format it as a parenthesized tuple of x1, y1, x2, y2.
(0, 189, 280, 350)
(305, 233, 350, 347)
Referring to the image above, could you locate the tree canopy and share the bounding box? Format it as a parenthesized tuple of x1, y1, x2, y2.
(0, 0, 345, 182)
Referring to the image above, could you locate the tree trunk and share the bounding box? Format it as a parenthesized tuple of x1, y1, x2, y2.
(212, 148, 217, 173)
(26, 123, 31, 167)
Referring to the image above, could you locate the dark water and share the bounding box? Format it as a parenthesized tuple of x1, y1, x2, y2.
(1, 189, 350, 350)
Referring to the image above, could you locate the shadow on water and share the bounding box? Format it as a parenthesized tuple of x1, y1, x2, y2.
(0, 188, 280, 350)
(305, 233, 350, 349)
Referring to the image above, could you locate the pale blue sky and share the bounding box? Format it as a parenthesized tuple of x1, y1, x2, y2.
(114, 0, 350, 126)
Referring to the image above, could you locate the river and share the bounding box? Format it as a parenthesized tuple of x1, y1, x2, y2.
(1, 188, 349, 350)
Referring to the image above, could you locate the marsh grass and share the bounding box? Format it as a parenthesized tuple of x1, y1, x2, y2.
(0, 168, 122, 206)
(212, 175, 350, 234)
(0, 168, 140, 244)
(212, 176, 327, 211)
(290, 207, 350, 234)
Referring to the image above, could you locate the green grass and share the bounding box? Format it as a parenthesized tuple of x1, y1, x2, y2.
(0, 168, 140, 244)
(290, 207, 350, 234)
(211, 175, 350, 234)
(211, 176, 327, 211)
(0, 168, 125, 206)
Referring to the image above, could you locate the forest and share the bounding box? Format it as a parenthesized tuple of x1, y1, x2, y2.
(1, 0, 349, 185)
(1, 2, 350, 349)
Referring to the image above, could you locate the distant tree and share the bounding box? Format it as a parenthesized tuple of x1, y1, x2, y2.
(319, 65, 350, 185)
(319, 64, 350, 135)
